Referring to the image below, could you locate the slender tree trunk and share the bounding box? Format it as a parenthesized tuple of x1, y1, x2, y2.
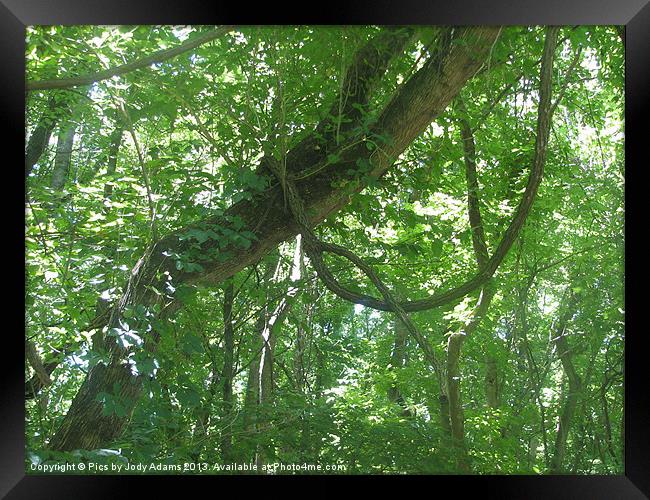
(549, 293, 581, 474)
(446, 331, 470, 471)
(189, 358, 219, 462)
(193, 281, 235, 462)
(600, 380, 619, 466)
(220, 281, 235, 462)
(620, 392, 625, 470)
(570, 344, 597, 473)
(438, 393, 452, 437)
(387, 318, 412, 417)
(445, 283, 497, 471)
(102, 127, 124, 199)
(25, 96, 59, 181)
(295, 318, 311, 459)
(550, 372, 581, 473)
(255, 241, 303, 469)
(242, 258, 278, 467)
(295, 255, 319, 461)
(242, 322, 263, 463)
(50, 123, 76, 193)
(255, 311, 278, 470)
(528, 434, 539, 468)
(485, 357, 499, 409)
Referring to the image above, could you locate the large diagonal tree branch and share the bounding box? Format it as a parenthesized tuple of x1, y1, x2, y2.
(32, 26, 413, 412)
(46, 26, 442, 451)
(94, 27, 500, 314)
(27, 26, 234, 91)
(181, 27, 501, 287)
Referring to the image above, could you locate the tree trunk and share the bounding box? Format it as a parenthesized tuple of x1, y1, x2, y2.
(387, 318, 412, 417)
(48, 247, 181, 451)
(25, 96, 59, 181)
(528, 434, 539, 468)
(50, 122, 76, 193)
(47, 359, 144, 450)
(445, 27, 559, 472)
(220, 281, 235, 462)
(438, 393, 452, 437)
(570, 344, 598, 473)
(242, 322, 262, 463)
(102, 127, 124, 199)
(446, 331, 470, 471)
(549, 293, 581, 474)
(550, 371, 581, 473)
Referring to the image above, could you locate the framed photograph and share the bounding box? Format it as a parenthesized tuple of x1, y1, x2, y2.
(3, 0, 647, 497)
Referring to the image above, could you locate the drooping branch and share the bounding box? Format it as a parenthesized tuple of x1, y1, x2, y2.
(27, 26, 234, 91)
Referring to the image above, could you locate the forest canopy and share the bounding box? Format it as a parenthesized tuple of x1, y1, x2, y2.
(25, 25, 624, 474)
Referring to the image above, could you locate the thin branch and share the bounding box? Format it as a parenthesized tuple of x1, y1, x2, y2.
(27, 27, 234, 91)
(118, 101, 158, 241)
(549, 46, 583, 116)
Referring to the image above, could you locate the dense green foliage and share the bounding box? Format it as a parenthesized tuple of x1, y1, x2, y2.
(25, 25, 624, 474)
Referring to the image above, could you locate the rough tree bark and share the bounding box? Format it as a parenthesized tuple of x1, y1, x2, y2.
(47, 26, 501, 452)
(50, 122, 76, 193)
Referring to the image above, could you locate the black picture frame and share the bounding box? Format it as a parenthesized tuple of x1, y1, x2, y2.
(3, 1, 647, 497)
